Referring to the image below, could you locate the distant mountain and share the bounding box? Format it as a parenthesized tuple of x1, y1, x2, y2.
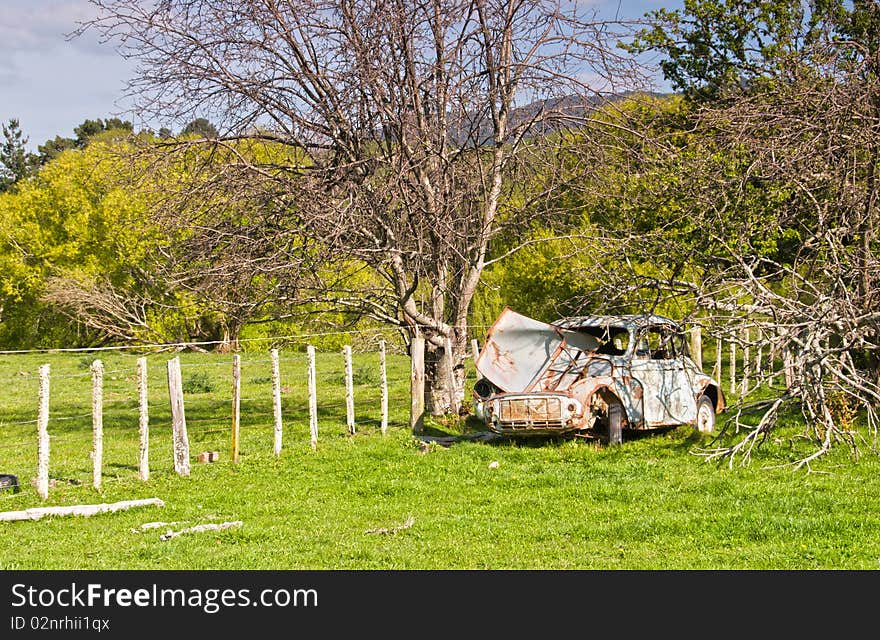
(447, 90, 670, 146)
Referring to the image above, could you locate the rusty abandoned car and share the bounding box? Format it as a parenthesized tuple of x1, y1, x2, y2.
(472, 308, 725, 443)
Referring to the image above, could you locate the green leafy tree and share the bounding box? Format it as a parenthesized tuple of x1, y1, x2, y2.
(74, 118, 133, 145)
(0, 138, 155, 346)
(179, 117, 218, 138)
(627, 0, 840, 101)
(37, 117, 134, 164)
(0, 119, 37, 191)
(0, 131, 317, 349)
(607, 0, 880, 465)
(37, 135, 77, 165)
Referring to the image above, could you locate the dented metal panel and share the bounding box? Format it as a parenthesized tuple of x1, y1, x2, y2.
(476, 308, 606, 393)
(629, 357, 697, 426)
(475, 308, 563, 393)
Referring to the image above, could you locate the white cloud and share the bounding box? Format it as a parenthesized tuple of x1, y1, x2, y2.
(0, 1, 141, 149)
(0, 0, 113, 56)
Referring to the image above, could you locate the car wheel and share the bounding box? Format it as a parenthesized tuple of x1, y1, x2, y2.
(696, 395, 715, 433)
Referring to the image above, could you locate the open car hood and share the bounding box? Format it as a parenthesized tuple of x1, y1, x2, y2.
(475, 308, 561, 392)
(475, 307, 605, 393)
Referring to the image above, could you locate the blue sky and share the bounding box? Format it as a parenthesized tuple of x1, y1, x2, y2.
(0, 0, 677, 151)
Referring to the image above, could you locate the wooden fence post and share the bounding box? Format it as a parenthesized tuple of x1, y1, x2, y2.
(91, 359, 104, 489)
(379, 340, 388, 435)
(231, 354, 241, 463)
(0, 497, 164, 522)
(307, 345, 318, 449)
(729, 341, 736, 396)
(741, 329, 750, 395)
(446, 337, 459, 415)
(37, 363, 50, 500)
(769, 342, 778, 387)
(271, 348, 283, 456)
(167, 356, 190, 476)
(137, 357, 149, 482)
(689, 326, 702, 371)
(344, 345, 355, 435)
(471, 338, 482, 381)
(755, 326, 763, 382)
(410, 337, 425, 434)
(783, 347, 793, 389)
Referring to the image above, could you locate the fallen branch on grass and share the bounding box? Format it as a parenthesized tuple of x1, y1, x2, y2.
(365, 515, 415, 535)
(0, 498, 165, 522)
(159, 521, 242, 541)
(131, 521, 181, 533)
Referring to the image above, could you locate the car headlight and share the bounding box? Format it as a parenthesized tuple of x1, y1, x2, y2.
(566, 399, 580, 418)
(474, 378, 498, 400)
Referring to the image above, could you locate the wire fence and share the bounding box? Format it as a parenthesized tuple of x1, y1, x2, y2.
(0, 332, 488, 506)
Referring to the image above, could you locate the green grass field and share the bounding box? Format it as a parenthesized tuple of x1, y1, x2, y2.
(1, 347, 879, 570)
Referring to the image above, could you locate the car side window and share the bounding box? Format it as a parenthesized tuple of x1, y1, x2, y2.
(638, 326, 675, 360)
(635, 332, 650, 358)
(671, 332, 687, 359)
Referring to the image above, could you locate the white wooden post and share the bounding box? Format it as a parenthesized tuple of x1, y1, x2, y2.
(379, 340, 388, 435)
(741, 329, 750, 395)
(689, 326, 702, 371)
(344, 345, 355, 435)
(137, 357, 149, 482)
(410, 337, 425, 434)
(755, 326, 763, 382)
(782, 347, 794, 389)
(0, 497, 165, 522)
(167, 357, 190, 476)
(307, 345, 318, 449)
(769, 342, 778, 387)
(91, 359, 104, 489)
(231, 354, 241, 463)
(446, 337, 459, 415)
(713, 338, 723, 385)
(471, 338, 482, 381)
(271, 348, 283, 456)
(729, 341, 736, 396)
(37, 364, 50, 500)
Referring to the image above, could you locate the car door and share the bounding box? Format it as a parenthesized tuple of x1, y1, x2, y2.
(628, 324, 698, 426)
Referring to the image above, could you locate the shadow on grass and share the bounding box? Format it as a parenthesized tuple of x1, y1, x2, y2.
(107, 462, 139, 472)
(416, 415, 716, 455)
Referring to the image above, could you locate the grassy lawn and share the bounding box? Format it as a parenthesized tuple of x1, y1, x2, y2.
(1, 348, 879, 570)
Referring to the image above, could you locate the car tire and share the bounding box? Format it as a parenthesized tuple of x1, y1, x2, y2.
(607, 400, 623, 445)
(696, 395, 715, 433)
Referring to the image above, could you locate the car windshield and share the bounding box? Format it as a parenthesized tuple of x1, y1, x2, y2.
(562, 325, 630, 356)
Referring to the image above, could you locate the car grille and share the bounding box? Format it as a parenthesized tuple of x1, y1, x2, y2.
(498, 395, 564, 428)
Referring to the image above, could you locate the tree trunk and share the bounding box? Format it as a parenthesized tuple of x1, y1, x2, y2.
(423, 334, 467, 416)
(216, 324, 240, 353)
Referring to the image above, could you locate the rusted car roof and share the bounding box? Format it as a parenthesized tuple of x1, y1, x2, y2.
(553, 314, 679, 330)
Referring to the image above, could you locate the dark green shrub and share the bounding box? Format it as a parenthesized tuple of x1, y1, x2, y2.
(182, 370, 216, 393)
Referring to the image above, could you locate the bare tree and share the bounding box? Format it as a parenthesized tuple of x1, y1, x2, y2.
(687, 53, 880, 468)
(42, 275, 169, 345)
(79, 0, 643, 415)
(555, 6, 880, 467)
